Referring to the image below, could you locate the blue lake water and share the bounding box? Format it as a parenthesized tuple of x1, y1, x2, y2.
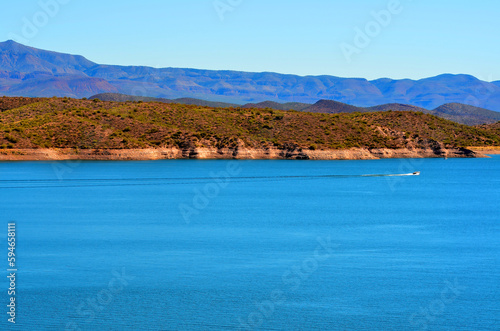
(1, 157, 499, 330)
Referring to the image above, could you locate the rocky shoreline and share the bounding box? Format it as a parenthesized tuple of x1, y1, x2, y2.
(0, 146, 484, 161)
(468, 147, 500, 155)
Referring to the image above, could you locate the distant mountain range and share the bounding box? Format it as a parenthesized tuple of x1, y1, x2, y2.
(1, 40, 500, 122)
(90, 93, 500, 126)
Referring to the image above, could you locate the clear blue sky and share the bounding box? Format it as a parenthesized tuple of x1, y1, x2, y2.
(1, 0, 499, 81)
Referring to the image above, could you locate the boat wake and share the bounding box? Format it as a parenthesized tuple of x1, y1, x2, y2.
(0, 172, 420, 189)
(364, 171, 420, 177)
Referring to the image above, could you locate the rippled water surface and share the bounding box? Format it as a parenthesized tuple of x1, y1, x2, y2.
(1, 157, 499, 330)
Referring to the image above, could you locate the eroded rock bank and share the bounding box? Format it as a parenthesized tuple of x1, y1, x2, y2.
(0, 146, 483, 161)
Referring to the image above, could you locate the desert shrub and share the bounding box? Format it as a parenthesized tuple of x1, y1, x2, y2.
(147, 128, 159, 134)
(5, 135, 18, 143)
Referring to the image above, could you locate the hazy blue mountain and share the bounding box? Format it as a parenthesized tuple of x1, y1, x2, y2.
(1, 40, 500, 113)
(0, 40, 95, 74)
(430, 103, 500, 126)
(0, 40, 115, 97)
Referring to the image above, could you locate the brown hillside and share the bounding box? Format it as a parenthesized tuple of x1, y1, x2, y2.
(0, 97, 498, 152)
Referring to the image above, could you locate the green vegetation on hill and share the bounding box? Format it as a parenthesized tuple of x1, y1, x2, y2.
(478, 121, 500, 136)
(0, 97, 499, 150)
(242, 101, 311, 111)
